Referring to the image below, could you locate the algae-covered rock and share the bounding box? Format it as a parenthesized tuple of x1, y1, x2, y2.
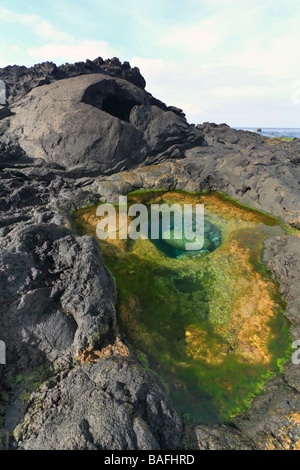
(73, 190, 291, 424)
(1, 57, 300, 450)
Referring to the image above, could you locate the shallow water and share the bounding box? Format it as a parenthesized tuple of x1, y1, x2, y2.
(73, 190, 291, 424)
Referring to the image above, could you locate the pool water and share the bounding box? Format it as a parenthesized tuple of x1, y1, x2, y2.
(73, 190, 291, 424)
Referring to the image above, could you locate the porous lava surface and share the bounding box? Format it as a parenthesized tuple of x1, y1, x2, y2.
(0, 58, 300, 450)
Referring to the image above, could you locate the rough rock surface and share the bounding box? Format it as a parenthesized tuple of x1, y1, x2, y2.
(0, 58, 300, 450)
(14, 358, 182, 450)
(0, 223, 117, 365)
(0, 57, 146, 105)
(3, 74, 203, 176)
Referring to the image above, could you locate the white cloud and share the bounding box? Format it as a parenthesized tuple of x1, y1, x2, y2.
(131, 56, 207, 115)
(222, 31, 300, 79)
(131, 1, 300, 126)
(27, 40, 119, 63)
(33, 21, 73, 43)
(211, 85, 280, 99)
(158, 17, 224, 53)
(0, 6, 73, 43)
(1, 2, 300, 126)
(0, 6, 34, 23)
(0, 6, 119, 66)
(131, 55, 298, 127)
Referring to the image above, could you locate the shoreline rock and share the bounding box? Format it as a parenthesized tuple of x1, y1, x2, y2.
(0, 58, 299, 450)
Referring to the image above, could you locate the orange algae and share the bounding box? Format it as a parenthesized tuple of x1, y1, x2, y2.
(73, 190, 291, 423)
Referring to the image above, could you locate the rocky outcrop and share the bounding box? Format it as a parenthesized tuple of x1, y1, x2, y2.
(85, 147, 300, 228)
(2, 72, 204, 176)
(14, 358, 182, 450)
(0, 57, 146, 106)
(0, 222, 117, 366)
(0, 152, 183, 451)
(0, 58, 300, 450)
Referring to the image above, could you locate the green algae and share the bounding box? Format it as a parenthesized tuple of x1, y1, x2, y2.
(72, 190, 291, 424)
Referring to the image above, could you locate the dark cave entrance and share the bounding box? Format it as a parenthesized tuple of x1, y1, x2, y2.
(102, 95, 139, 122)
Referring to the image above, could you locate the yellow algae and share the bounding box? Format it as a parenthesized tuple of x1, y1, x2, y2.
(76, 336, 130, 363)
(72, 189, 291, 423)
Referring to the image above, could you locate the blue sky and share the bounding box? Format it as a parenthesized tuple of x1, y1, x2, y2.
(1, 0, 300, 126)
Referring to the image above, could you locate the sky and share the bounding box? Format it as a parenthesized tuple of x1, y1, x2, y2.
(0, 0, 300, 127)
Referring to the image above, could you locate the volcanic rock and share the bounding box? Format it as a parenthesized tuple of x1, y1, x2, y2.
(0, 58, 299, 450)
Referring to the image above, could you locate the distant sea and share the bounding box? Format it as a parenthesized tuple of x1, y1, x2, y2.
(234, 127, 300, 139)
